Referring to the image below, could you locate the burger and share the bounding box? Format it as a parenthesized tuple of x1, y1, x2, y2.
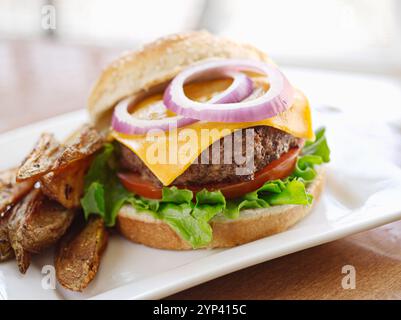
(83, 31, 330, 250)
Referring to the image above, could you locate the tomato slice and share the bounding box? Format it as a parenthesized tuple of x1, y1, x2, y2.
(118, 147, 300, 200)
(118, 172, 163, 199)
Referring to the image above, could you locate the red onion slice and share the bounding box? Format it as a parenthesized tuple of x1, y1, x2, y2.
(111, 71, 253, 135)
(202, 71, 254, 104)
(111, 97, 197, 135)
(163, 59, 295, 123)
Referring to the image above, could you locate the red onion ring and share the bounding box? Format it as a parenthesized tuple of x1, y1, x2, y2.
(203, 71, 253, 104)
(111, 97, 196, 135)
(111, 71, 253, 135)
(163, 59, 295, 123)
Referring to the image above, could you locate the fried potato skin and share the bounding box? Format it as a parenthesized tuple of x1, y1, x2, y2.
(0, 167, 34, 262)
(16, 133, 62, 182)
(0, 212, 14, 262)
(0, 168, 34, 214)
(8, 189, 76, 273)
(16, 125, 103, 183)
(40, 158, 92, 209)
(7, 189, 42, 273)
(21, 198, 76, 253)
(55, 217, 108, 292)
(55, 124, 103, 168)
(15, 125, 102, 210)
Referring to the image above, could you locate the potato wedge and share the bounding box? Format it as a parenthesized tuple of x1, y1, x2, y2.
(38, 125, 102, 208)
(55, 124, 103, 169)
(0, 168, 35, 214)
(16, 133, 63, 182)
(40, 158, 91, 209)
(7, 189, 42, 273)
(16, 125, 103, 183)
(55, 217, 108, 292)
(13, 244, 30, 274)
(8, 188, 76, 273)
(20, 197, 76, 254)
(0, 212, 14, 262)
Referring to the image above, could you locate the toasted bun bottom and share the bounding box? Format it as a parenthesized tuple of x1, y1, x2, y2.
(117, 169, 325, 250)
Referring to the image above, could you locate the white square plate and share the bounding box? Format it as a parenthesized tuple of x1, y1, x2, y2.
(1, 69, 401, 300)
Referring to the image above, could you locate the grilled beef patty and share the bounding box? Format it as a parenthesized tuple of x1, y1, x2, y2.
(120, 126, 302, 187)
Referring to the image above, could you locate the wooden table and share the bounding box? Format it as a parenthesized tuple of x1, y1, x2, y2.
(1, 39, 401, 299)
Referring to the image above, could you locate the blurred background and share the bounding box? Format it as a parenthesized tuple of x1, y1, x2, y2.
(0, 0, 400, 132)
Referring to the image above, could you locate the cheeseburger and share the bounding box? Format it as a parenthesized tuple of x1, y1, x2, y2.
(83, 31, 330, 249)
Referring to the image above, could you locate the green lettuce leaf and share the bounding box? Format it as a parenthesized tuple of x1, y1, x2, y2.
(161, 186, 193, 204)
(193, 189, 226, 221)
(301, 127, 330, 161)
(292, 127, 330, 182)
(261, 179, 313, 206)
(81, 182, 105, 219)
(159, 202, 212, 249)
(223, 179, 312, 219)
(81, 143, 136, 226)
(157, 188, 226, 248)
(158, 187, 213, 248)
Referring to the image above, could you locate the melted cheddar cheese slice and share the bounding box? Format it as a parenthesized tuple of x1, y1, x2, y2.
(112, 79, 314, 186)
